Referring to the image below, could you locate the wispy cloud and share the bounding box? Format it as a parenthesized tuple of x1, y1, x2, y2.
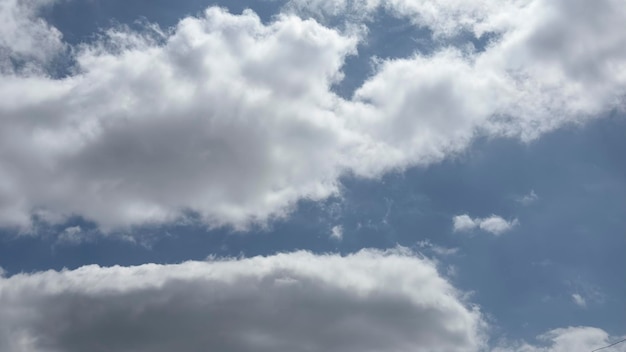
(416, 239, 459, 256)
(329, 225, 343, 241)
(517, 190, 539, 206)
(572, 293, 587, 308)
(493, 326, 621, 352)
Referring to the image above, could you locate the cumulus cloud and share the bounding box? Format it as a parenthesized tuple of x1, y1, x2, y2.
(453, 214, 518, 235)
(453, 215, 479, 232)
(494, 326, 626, 352)
(0, 249, 487, 352)
(0, 7, 360, 231)
(1, 0, 626, 232)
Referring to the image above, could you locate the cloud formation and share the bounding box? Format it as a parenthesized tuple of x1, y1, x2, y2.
(416, 239, 459, 256)
(1, 0, 625, 231)
(0, 5, 360, 230)
(453, 214, 518, 235)
(0, 249, 486, 352)
(516, 190, 539, 206)
(0, 0, 65, 73)
(571, 293, 587, 308)
(330, 225, 344, 240)
(494, 326, 625, 352)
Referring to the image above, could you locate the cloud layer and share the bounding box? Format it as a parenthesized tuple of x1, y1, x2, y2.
(1, 0, 625, 231)
(0, 249, 486, 352)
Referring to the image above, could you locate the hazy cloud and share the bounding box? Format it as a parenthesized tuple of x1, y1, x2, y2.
(517, 190, 539, 206)
(494, 326, 625, 352)
(330, 225, 343, 240)
(571, 293, 587, 308)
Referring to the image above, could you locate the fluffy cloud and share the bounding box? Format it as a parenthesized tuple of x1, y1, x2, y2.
(0, 6, 360, 230)
(0, 249, 486, 352)
(453, 214, 518, 235)
(1, 0, 625, 232)
(494, 326, 625, 352)
(0, 0, 64, 73)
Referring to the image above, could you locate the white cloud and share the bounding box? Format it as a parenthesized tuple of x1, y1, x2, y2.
(571, 293, 587, 308)
(453, 214, 518, 235)
(283, 0, 508, 37)
(0, 249, 487, 352)
(0, 7, 360, 231)
(0, 0, 64, 73)
(494, 326, 625, 352)
(453, 215, 479, 232)
(517, 190, 539, 206)
(330, 225, 343, 240)
(1, 0, 626, 233)
(567, 279, 606, 307)
(479, 215, 519, 235)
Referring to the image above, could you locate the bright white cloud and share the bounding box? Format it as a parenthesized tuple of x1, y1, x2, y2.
(0, 249, 487, 352)
(494, 326, 625, 352)
(0, 0, 64, 73)
(453, 215, 479, 232)
(0, 7, 360, 231)
(1, 0, 625, 232)
(479, 215, 519, 235)
(453, 214, 518, 235)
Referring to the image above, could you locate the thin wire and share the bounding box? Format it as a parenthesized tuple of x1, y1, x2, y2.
(591, 338, 626, 352)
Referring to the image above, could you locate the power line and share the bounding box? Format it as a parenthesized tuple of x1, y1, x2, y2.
(591, 338, 626, 352)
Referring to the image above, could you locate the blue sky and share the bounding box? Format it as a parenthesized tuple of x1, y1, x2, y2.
(0, 1, 624, 351)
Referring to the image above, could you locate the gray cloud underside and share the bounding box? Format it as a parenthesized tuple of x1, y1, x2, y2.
(0, 0, 625, 230)
(0, 249, 486, 352)
(1, 250, 622, 352)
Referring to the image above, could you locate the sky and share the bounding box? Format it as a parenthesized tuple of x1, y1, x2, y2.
(0, 0, 625, 351)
